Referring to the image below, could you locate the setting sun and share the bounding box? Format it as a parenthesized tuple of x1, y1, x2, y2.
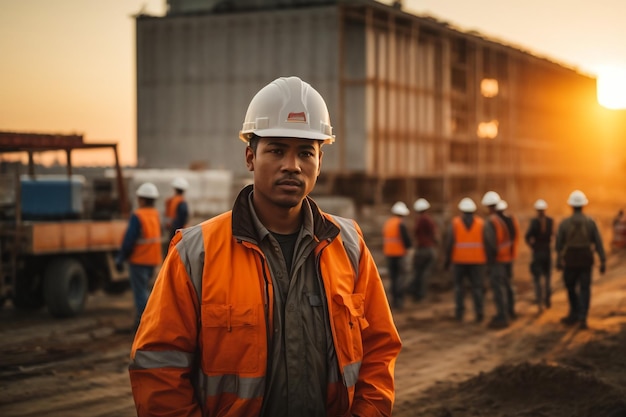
(597, 67, 626, 109)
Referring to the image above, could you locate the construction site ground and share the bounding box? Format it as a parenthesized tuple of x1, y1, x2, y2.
(1, 254, 626, 417)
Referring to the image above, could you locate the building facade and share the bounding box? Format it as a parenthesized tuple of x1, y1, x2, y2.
(136, 0, 609, 210)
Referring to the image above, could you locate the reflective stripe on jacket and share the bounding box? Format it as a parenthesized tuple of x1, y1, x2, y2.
(383, 216, 407, 257)
(451, 216, 486, 264)
(129, 207, 162, 266)
(129, 186, 402, 417)
(490, 214, 512, 263)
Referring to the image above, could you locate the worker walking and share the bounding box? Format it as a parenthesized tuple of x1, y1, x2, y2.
(444, 197, 490, 323)
(115, 182, 162, 329)
(525, 198, 554, 312)
(164, 176, 190, 244)
(495, 199, 519, 319)
(408, 197, 438, 301)
(129, 76, 401, 417)
(383, 201, 413, 310)
(555, 190, 606, 329)
(481, 191, 514, 328)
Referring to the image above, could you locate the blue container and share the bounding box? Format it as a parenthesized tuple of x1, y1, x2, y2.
(21, 175, 85, 219)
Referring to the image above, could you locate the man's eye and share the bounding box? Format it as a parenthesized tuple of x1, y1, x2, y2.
(300, 151, 314, 157)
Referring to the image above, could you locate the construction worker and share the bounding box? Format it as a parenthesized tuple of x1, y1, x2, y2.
(115, 182, 162, 328)
(611, 208, 626, 252)
(555, 190, 606, 329)
(383, 201, 413, 310)
(164, 176, 190, 244)
(129, 76, 401, 417)
(481, 190, 514, 328)
(444, 197, 489, 323)
(525, 198, 554, 312)
(408, 197, 438, 301)
(495, 199, 519, 318)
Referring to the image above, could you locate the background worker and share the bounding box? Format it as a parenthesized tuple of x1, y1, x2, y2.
(481, 191, 514, 328)
(129, 76, 401, 417)
(444, 197, 490, 323)
(164, 176, 190, 244)
(555, 190, 606, 329)
(525, 198, 554, 312)
(408, 197, 438, 302)
(495, 199, 519, 319)
(115, 182, 162, 329)
(383, 201, 413, 310)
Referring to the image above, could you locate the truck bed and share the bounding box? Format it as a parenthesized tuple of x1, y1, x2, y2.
(9, 220, 128, 255)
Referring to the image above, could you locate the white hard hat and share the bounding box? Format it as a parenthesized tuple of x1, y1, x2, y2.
(239, 76, 335, 144)
(171, 177, 189, 191)
(567, 190, 588, 207)
(496, 200, 508, 211)
(534, 199, 548, 210)
(391, 201, 410, 216)
(481, 191, 501, 206)
(136, 182, 159, 199)
(458, 197, 477, 213)
(413, 198, 431, 212)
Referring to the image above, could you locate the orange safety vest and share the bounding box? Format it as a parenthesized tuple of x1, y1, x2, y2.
(383, 216, 407, 257)
(165, 194, 186, 223)
(129, 195, 401, 417)
(490, 214, 512, 263)
(129, 207, 162, 266)
(451, 216, 486, 264)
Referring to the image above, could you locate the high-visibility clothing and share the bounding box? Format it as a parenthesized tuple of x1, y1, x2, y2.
(165, 195, 186, 224)
(129, 186, 401, 417)
(490, 214, 512, 263)
(129, 207, 162, 266)
(451, 216, 486, 264)
(383, 217, 407, 257)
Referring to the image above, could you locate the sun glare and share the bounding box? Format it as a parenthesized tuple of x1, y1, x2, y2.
(597, 67, 626, 109)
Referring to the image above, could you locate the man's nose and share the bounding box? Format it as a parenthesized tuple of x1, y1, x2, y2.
(282, 152, 301, 172)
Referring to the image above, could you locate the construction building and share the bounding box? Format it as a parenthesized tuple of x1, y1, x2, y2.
(135, 0, 616, 212)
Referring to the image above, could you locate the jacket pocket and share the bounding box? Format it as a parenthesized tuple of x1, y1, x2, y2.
(200, 303, 261, 373)
(332, 293, 368, 362)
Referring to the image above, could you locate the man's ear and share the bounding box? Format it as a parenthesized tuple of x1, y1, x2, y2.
(245, 146, 255, 172)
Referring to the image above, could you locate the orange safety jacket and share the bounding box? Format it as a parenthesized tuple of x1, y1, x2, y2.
(129, 187, 402, 417)
(451, 216, 487, 264)
(490, 214, 513, 263)
(129, 207, 162, 266)
(165, 194, 186, 226)
(383, 216, 407, 257)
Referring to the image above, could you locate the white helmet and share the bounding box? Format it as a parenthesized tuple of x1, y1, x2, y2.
(136, 182, 159, 199)
(171, 177, 189, 191)
(481, 191, 501, 206)
(458, 197, 477, 213)
(534, 199, 548, 210)
(413, 198, 431, 212)
(391, 201, 410, 216)
(496, 200, 508, 211)
(239, 76, 335, 144)
(567, 190, 588, 207)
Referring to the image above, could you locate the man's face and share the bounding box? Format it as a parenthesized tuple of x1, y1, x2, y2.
(246, 137, 323, 210)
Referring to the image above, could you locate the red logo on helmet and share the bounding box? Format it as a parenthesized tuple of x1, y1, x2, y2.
(287, 112, 306, 122)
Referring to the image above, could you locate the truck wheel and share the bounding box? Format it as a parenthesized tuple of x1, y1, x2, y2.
(43, 258, 88, 318)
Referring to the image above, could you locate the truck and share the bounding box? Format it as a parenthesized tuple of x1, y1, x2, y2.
(0, 131, 131, 318)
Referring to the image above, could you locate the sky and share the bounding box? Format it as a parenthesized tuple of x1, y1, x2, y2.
(1, 0, 625, 166)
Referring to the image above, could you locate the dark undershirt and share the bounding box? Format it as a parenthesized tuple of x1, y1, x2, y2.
(270, 231, 299, 276)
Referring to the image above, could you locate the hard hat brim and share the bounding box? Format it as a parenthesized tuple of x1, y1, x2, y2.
(240, 128, 335, 144)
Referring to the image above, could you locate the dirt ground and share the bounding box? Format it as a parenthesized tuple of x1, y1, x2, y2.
(1, 255, 626, 417)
